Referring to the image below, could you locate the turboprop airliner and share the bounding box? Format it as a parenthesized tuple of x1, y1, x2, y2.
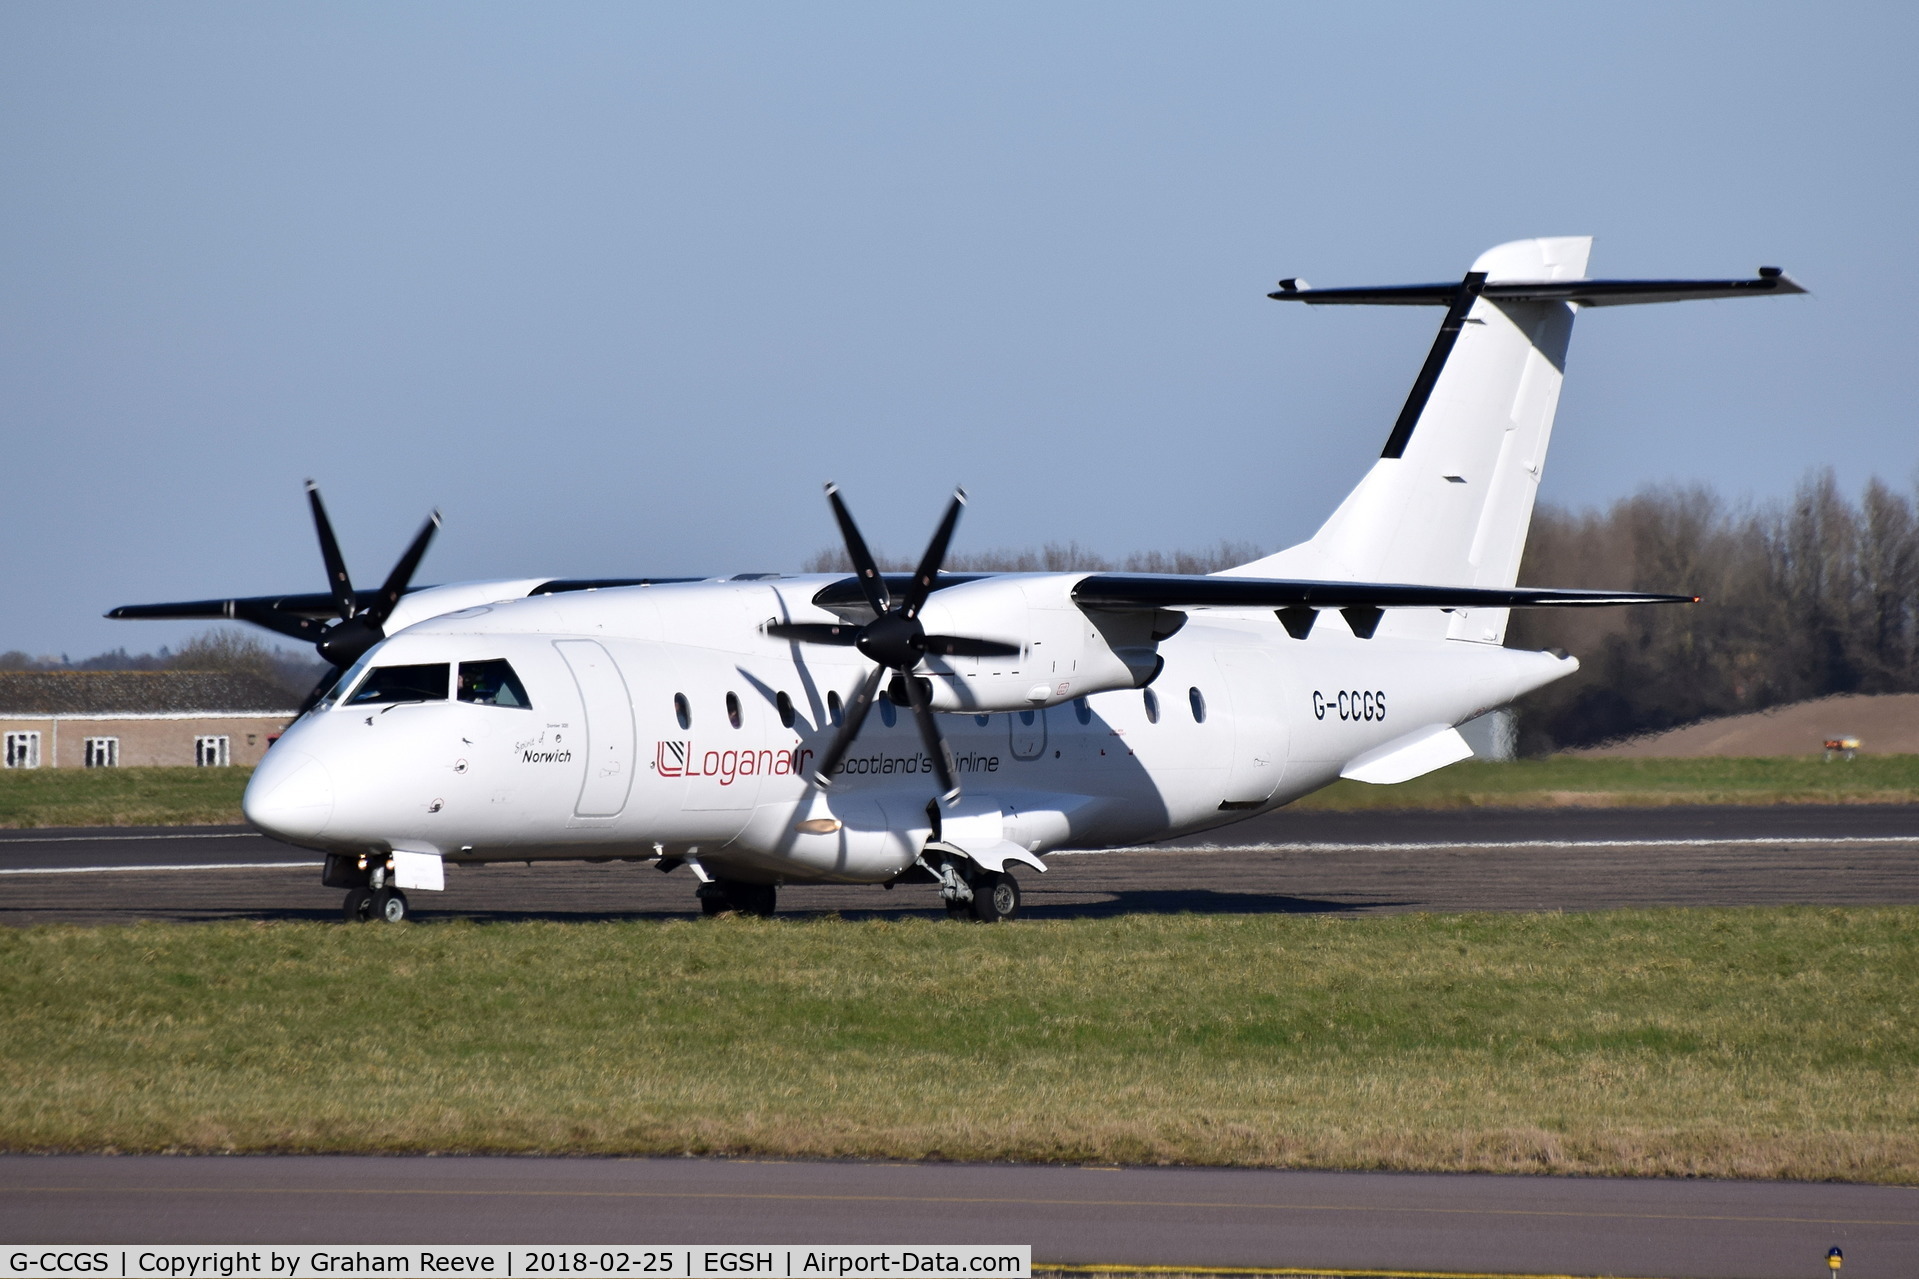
(113, 237, 1804, 923)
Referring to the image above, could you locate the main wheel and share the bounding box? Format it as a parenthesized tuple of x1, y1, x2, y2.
(370, 887, 410, 923)
(968, 871, 1020, 923)
(943, 896, 971, 919)
(342, 887, 373, 923)
(730, 881, 777, 918)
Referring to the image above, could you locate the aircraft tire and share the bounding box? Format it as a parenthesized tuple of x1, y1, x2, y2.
(968, 872, 1019, 923)
(703, 880, 777, 918)
(342, 888, 373, 923)
(371, 887, 410, 924)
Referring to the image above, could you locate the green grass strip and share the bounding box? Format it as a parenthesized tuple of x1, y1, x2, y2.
(0, 766, 252, 828)
(1289, 755, 1919, 810)
(5, 756, 1918, 830)
(3, 909, 1914, 1181)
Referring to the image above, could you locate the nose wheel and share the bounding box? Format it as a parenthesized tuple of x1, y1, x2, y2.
(342, 886, 410, 923)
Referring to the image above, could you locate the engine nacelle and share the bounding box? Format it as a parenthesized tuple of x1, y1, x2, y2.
(909, 574, 1183, 713)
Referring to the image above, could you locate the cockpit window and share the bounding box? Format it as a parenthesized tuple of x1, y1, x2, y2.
(345, 663, 450, 706)
(458, 659, 533, 709)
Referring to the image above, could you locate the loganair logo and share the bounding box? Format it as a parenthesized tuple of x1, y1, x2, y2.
(656, 741, 813, 785)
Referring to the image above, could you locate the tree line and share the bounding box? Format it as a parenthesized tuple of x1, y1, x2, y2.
(0, 631, 325, 701)
(1509, 470, 1919, 752)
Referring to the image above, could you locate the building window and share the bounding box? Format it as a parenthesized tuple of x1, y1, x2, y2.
(4, 732, 40, 769)
(84, 737, 119, 768)
(195, 736, 231, 768)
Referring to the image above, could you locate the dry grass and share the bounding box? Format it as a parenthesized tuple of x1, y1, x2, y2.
(1, 909, 1914, 1181)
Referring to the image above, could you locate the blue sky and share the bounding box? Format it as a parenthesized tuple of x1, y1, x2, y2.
(3, 3, 1913, 655)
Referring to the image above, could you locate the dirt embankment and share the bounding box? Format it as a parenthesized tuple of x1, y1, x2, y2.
(1570, 693, 1919, 758)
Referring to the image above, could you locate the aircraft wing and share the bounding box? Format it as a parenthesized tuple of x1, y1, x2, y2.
(1069, 574, 1696, 611)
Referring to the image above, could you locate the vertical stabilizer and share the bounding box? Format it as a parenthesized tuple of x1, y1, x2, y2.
(1226, 237, 1591, 642)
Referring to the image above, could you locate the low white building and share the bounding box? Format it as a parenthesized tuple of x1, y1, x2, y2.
(0, 671, 297, 769)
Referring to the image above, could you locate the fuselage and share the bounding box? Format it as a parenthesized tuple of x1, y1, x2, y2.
(245, 574, 1573, 885)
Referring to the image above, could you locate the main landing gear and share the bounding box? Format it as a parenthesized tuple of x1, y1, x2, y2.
(698, 878, 778, 918)
(936, 860, 1020, 923)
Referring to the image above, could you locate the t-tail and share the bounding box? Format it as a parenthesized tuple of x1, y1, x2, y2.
(1221, 236, 1804, 642)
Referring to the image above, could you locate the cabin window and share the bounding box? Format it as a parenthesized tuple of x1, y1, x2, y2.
(1189, 687, 1207, 723)
(827, 690, 843, 726)
(1142, 688, 1159, 724)
(457, 659, 532, 709)
(974, 714, 990, 727)
(878, 696, 898, 728)
(1073, 697, 1092, 725)
(726, 691, 743, 729)
(775, 691, 796, 728)
(345, 663, 450, 706)
(84, 737, 119, 768)
(674, 693, 692, 730)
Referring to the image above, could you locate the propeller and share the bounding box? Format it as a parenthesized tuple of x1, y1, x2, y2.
(768, 484, 1020, 804)
(237, 482, 441, 708)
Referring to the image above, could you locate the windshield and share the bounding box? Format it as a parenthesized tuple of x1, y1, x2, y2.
(316, 652, 376, 711)
(345, 663, 450, 706)
(458, 659, 533, 709)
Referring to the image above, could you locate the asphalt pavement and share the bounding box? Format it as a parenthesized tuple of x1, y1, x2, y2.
(3, 1154, 1915, 1278)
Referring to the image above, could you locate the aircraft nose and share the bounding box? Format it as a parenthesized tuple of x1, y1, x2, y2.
(243, 749, 335, 845)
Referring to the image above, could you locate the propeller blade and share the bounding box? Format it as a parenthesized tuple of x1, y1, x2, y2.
(897, 668, 960, 803)
(366, 510, 442, 628)
(825, 483, 891, 617)
(811, 664, 885, 788)
(901, 488, 965, 621)
(305, 481, 357, 623)
(765, 621, 862, 646)
(921, 634, 1021, 659)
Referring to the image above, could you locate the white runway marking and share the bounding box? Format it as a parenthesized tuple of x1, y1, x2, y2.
(1064, 835, 1919, 855)
(0, 861, 323, 876)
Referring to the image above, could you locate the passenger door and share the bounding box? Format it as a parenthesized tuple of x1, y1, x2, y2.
(1214, 647, 1288, 804)
(555, 639, 636, 819)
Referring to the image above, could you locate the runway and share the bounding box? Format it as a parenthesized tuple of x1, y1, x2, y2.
(2, 805, 1917, 925)
(3, 1154, 1916, 1279)
(5, 811, 1918, 1274)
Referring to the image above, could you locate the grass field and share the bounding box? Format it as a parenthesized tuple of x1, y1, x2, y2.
(5, 756, 1917, 829)
(0, 766, 251, 828)
(1289, 754, 1919, 810)
(2, 909, 1914, 1181)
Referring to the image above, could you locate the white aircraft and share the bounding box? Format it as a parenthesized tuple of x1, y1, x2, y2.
(114, 237, 1803, 923)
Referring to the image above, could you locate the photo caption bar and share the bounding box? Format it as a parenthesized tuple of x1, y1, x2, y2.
(4, 1249, 1029, 1279)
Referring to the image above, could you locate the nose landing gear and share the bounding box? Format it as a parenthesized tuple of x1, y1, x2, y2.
(331, 855, 413, 924)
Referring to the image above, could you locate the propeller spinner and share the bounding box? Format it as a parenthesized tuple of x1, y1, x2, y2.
(767, 484, 1020, 804)
(145, 483, 441, 710)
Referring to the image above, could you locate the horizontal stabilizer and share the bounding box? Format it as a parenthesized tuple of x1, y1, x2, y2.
(1269, 270, 1805, 307)
(1072, 574, 1695, 612)
(1340, 724, 1474, 785)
